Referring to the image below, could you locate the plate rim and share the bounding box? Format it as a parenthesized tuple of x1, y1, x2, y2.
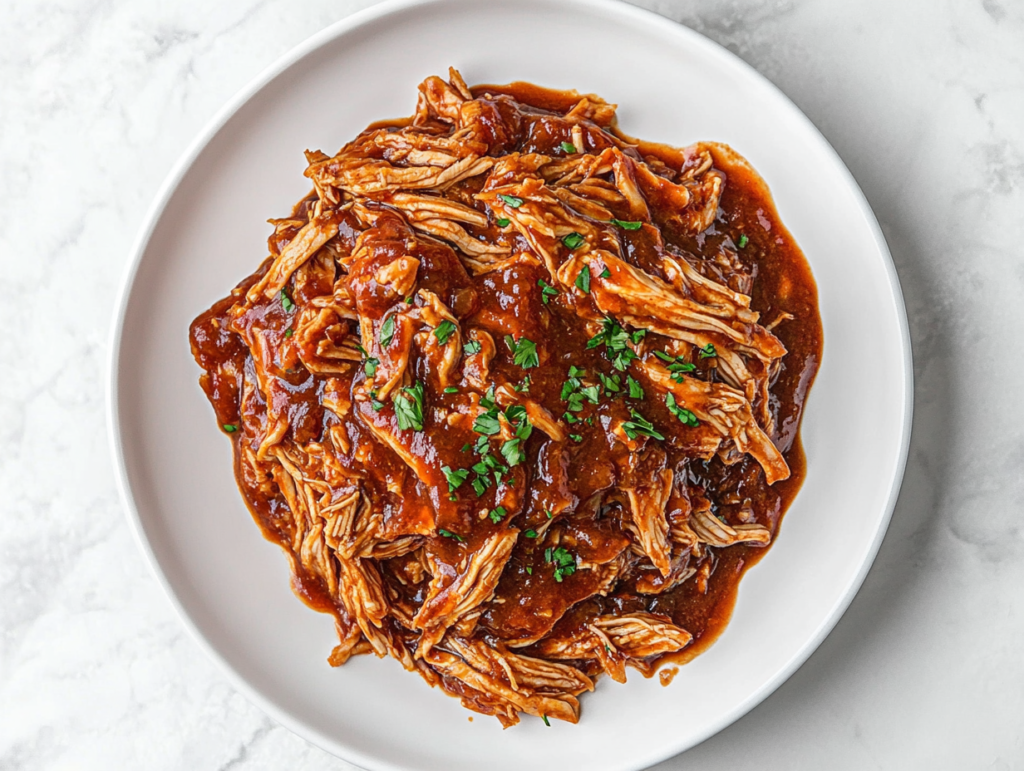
(106, 0, 914, 767)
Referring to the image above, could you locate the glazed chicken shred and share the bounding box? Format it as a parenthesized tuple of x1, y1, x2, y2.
(189, 68, 822, 727)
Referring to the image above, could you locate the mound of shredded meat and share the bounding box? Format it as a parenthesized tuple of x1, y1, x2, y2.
(189, 68, 821, 727)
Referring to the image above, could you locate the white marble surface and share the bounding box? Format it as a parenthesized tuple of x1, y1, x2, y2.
(1, 0, 1021, 767)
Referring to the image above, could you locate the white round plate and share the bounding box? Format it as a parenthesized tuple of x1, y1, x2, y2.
(108, 0, 912, 769)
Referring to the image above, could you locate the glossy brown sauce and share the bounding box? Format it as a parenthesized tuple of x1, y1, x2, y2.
(190, 77, 821, 697)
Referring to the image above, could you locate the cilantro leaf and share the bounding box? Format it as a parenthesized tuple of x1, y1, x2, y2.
(627, 375, 645, 399)
(379, 314, 396, 348)
(575, 265, 591, 294)
(562, 232, 585, 250)
(442, 466, 470, 492)
(498, 193, 524, 208)
(537, 279, 559, 304)
(463, 339, 482, 355)
(433, 319, 457, 345)
(393, 381, 425, 431)
(560, 141, 577, 153)
(610, 218, 643, 230)
(621, 410, 665, 441)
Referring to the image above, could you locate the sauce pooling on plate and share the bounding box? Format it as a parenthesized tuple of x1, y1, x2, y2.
(189, 68, 821, 727)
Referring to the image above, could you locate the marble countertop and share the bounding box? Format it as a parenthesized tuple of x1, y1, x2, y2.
(2, 0, 1022, 768)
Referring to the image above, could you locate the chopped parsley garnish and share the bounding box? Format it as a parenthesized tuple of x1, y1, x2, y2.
(507, 336, 540, 369)
(280, 288, 295, 312)
(498, 193, 524, 208)
(666, 392, 700, 427)
(610, 218, 643, 231)
(471, 476, 490, 497)
(654, 350, 697, 382)
(565, 392, 585, 413)
(379, 314, 396, 348)
(569, 433, 583, 443)
(474, 434, 489, 454)
(545, 509, 553, 519)
(537, 279, 559, 304)
(442, 466, 470, 492)
(549, 546, 577, 582)
(627, 375, 645, 399)
(699, 342, 718, 359)
(562, 232, 585, 250)
(222, 423, 238, 433)
(526, 565, 533, 575)
(525, 529, 538, 538)
(587, 317, 638, 371)
(438, 529, 465, 542)
(444, 386, 458, 394)
(369, 392, 385, 411)
(433, 319, 457, 345)
(393, 381, 425, 431)
(501, 438, 524, 467)
(489, 506, 508, 524)
(496, 217, 511, 227)
(599, 267, 611, 279)
(463, 339, 482, 355)
(560, 141, 577, 153)
(737, 234, 749, 249)
(364, 357, 379, 379)
(506, 405, 533, 440)
(580, 384, 600, 405)
(284, 328, 294, 338)
(514, 375, 531, 393)
(622, 410, 665, 441)
(575, 265, 591, 294)
(598, 372, 621, 394)
(563, 411, 579, 424)
(630, 329, 647, 345)
(568, 365, 586, 378)
(474, 411, 501, 436)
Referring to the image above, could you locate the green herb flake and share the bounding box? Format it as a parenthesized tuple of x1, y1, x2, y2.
(433, 319, 457, 345)
(545, 509, 553, 519)
(442, 466, 470, 492)
(501, 438, 525, 467)
(599, 267, 611, 279)
(525, 529, 538, 538)
(488, 506, 508, 524)
(496, 217, 511, 227)
(575, 265, 591, 294)
(498, 193, 524, 208)
(630, 329, 647, 345)
(568, 365, 586, 378)
(471, 476, 490, 497)
(541, 714, 551, 727)
(370, 393, 385, 412)
(364, 357, 380, 379)
(587, 317, 638, 371)
(598, 372, 621, 394)
(621, 410, 665, 441)
(569, 433, 583, 443)
(379, 314, 396, 348)
(737, 234, 749, 249)
(438, 528, 465, 543)
(610, 218, 643, 231)
(560, 141, 577, 153)
(222, 423, 238, 433)
(463, 339, 482, 355)
(444, 386, 458, 394)
(537, 279, 559, 304)
(473, 412, 501, 436)
(551, 546, 577, 582)
(393, 380, 425, 431)
(561, 231, 585, 250)
(580, 384, 600, 405)
(526, 565, 533, 575)
(508, 336, 540, 369)
(699, 342, 718, 359)
(627, 375, 645, 399)
(284, 328, 294, 338)
(280, 288, 295, 312)
(666, 392, 700, 427)
(563, 411, 579, 424)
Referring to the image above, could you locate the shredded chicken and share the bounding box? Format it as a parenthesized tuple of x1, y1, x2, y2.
(188, 67, 820, 728)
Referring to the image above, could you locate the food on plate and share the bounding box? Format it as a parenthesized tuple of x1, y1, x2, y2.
(189, 68, 822, 727)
